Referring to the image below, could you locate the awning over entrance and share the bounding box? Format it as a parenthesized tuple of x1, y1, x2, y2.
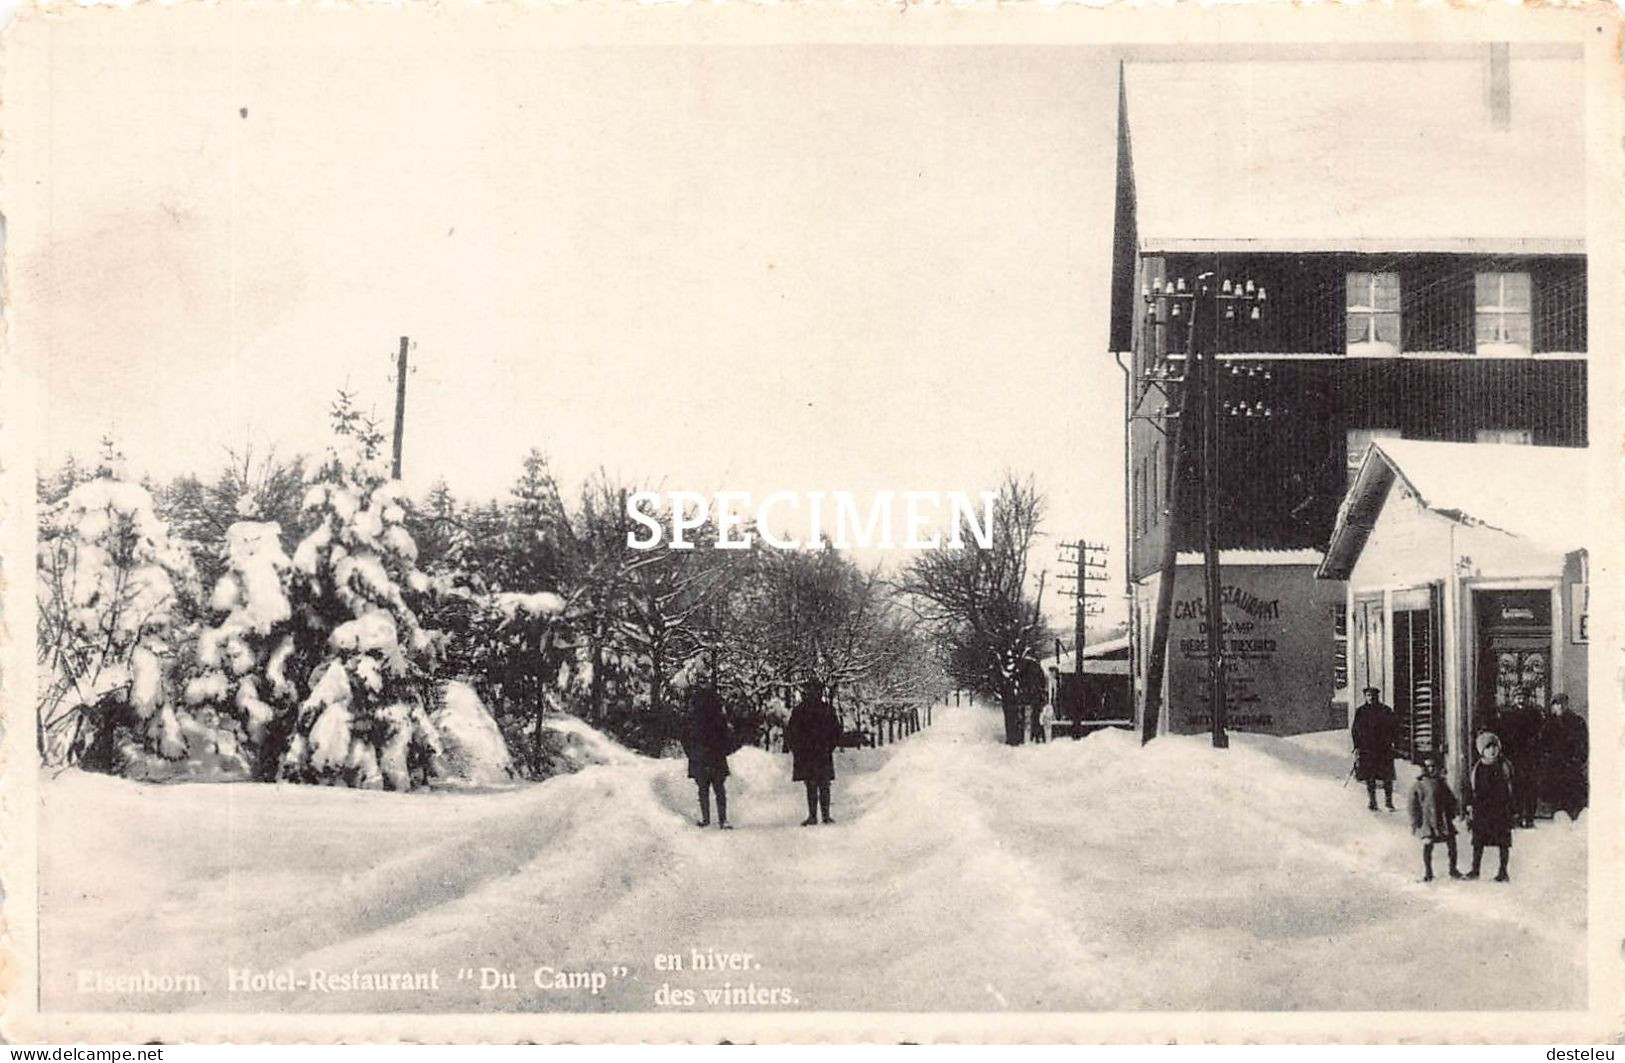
(1318, 440, 1588, 579)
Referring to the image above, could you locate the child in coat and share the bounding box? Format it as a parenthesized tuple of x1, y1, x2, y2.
(1464, 730, 1516, 882)
(1407, 756, 1461, 882)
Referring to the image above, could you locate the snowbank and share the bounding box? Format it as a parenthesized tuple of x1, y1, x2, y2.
(541, 714, 642, 770)
(38, 701, 1586, 1014)
(431, 682, 517, 787)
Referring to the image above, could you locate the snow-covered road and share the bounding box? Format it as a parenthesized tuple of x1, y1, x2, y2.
(39, 704, 1586, 1013)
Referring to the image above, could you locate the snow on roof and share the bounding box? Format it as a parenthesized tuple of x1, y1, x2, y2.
(1124, 49, 1584, 254)
(1319, 439, 1588, 577)
(1175, 549, 1324, 567)
(1048, 635, 1130, 674)
(1081, 634, 1131, 659)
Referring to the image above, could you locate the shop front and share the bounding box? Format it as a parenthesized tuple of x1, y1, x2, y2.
(1318, 440, 1587, 791)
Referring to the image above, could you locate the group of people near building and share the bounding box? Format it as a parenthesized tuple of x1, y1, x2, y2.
(1350, 685, 1589, 884)
(683, 679, 844, 831)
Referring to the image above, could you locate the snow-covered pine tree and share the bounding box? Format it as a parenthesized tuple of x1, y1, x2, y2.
(35, 452, 199, 768)
(276, 392, 443, 790)
(182, 491, 298, 774)
(503, 449, 570, 592)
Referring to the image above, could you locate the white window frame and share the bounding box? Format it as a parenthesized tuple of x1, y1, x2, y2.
(1346, 271, 1402, 356)
(1474, 272, 1533, 356)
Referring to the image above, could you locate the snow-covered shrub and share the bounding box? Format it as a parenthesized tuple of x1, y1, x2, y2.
(36, 474, 200, 768)
(274, 395, 444, 790)
(180, 498, 299, 775)
(431, 681, 516, 786)
(534, 713, 640, 776)
(465, 590, 575, 777)
(114, 702, 252, 782)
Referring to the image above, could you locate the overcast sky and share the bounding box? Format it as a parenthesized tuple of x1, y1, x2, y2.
(6, 17, 1164, 627)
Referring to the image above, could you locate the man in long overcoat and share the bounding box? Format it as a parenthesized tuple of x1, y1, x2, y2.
(685, 686, 735, 829)
(1499, 687, 1544, 828)
(786, 679, 842, 827)
(1542, 692, 1589, 820)
(1350, 685, 1399, 811)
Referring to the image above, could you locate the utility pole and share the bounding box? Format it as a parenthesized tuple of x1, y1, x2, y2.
(1139, 278, 1195, 745)
(391, 336, 410, 480)
(1057, 540, 1108, 738)
(1073, 540, 1087, 675)
(1139, 269, 1264, 748)
(1197, 279, 1228, 750)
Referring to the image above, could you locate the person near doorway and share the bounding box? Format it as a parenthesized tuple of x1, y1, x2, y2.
(685, 686, 735, 830)
(1351, 686, 1399, 811)
(1408, 755, 1461, 882)
(786, 679, 841, 826)
(1500, 686, 1543, 828)
(1464, 731, 1515, 882)
(1541, 692, 1588, 821)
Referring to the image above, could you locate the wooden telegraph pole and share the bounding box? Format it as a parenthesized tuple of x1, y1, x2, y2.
(391, 336, 411, 480)
(1056, 540, 1108, 738)
(1138, 268, 1264, 748)
(1197, 278, 1228, 750)
(1139, 278, 1196, 745)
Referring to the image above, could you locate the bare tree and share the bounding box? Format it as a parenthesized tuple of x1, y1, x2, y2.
(896, 472, 1051, 745)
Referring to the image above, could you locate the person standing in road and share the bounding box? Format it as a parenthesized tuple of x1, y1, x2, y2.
(685, 686, 735, 830)
(1542, 692, 1589, 821)
(786, 679, 841, 826)
(1350, 686, 1399, 811)
(1407, 756, 1462, 882)
(1464, 731, 1516, 882)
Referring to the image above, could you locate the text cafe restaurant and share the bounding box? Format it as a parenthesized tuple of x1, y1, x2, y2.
(1316, 439, 1588, 789)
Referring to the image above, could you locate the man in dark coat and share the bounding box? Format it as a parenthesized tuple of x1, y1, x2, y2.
(1499, 687, 1544, 828)
(685, 687, 734, 830)
(786, 679, 841, 826)
(1464, 730, 1515, 881)
(1350, 686, 1399, 811)
(1542, 693, 1588, 820)
(1018, 657, 1049, 744)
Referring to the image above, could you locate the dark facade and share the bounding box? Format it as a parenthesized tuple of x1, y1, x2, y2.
(1125, 252, 1589, 583)
(1108, 51, 1590, 740)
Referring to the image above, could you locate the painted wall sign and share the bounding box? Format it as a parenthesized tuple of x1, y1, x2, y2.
(1166, 564, 1346, 737)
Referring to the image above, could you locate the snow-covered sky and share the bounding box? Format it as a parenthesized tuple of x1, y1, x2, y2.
(11, 22, 1124, 618)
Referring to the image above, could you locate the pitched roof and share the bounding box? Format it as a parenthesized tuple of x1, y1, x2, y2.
(1119, 47, 1585, 256)
(1318, 439, 1588, 578)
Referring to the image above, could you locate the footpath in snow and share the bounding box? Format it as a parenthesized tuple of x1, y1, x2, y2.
(39, 703, 1586, 1013)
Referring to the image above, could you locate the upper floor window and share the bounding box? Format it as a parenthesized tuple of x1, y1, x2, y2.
(1475, 272, 1532, 356)
(1346, 272, 1401, 355)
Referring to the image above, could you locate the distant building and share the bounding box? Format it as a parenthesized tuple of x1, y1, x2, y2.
(1047, 635, 1133, 734)
(1107, 46, 1589, 739)
(1316, 440, 1587, 790)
